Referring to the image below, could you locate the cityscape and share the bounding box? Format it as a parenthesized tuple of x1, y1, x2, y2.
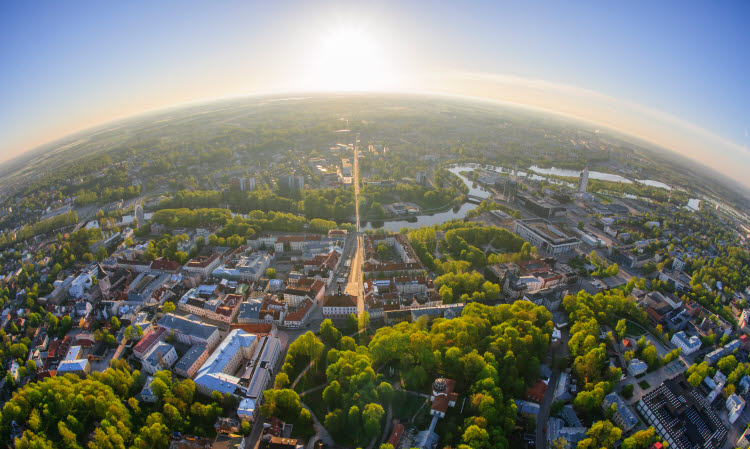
(0, 2, 749, 449)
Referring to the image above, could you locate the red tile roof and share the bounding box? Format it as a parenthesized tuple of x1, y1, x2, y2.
(431, 395, 449, 413)
(323, 293, 357, 308)
(285, 299, 313, 322)
(133, 327, 165, 355)
(387, 424, 404, 447)
(526, 380, 547, 403)
(150, 257, 182, 271)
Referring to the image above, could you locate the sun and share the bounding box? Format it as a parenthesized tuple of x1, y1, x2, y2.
(302, 26, 396, 91)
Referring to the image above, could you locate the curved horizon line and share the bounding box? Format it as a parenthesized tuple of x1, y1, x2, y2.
(3, 80, 747, 189)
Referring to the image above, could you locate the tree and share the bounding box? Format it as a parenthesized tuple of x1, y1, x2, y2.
(377, 382, 394, 405)
(274, 372, 290, 389)
(641, 345, 658, 368)
(347, 405, 361, 435)
(266, 268, 276, 279)
(621, 384, 635, 399)
(323, 381, 342, 408)
(688, 372, 703, 387)
(615, 319, 627, 339)
(320, 319, 342, 348)
(362, 403, 385, 437)
(163, 302, 176, 313)
(95, 246, 108, 262)
(260, 389, 302, 421)
(621, 427, 656, 449)
(26, 360, 36, 373)
(551, 437, 569, 449)
(577, 420, 622, 449)
(111, 316, 121, 331)
(462, 425, 490, 449)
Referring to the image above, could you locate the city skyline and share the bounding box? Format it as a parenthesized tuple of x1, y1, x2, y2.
(1, 1, 748, 185)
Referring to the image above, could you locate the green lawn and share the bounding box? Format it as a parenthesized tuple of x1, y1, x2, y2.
(624, 320, 649, 338)
(300, 385, 328, 424)
(638, 380, 650, 390)
(392, 390, 429, 423)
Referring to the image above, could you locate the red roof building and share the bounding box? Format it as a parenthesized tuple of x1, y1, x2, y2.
(430, 378, 458, 418)
(387, 423, 404, 447)
(526, 380, 548, 403)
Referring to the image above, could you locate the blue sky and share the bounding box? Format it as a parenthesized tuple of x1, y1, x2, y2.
(1, 1, 748, 182)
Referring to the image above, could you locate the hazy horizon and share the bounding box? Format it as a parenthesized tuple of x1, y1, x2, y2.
(1, 1, 748, 186)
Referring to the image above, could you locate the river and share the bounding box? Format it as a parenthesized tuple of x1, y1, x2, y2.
(363, 164, 483, 230)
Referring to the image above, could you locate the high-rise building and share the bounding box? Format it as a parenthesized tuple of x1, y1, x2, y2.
(503, 180, 518, 202)
(233, 177, 256, 191)
(280, 175, 304, 190)
(578, 167, 589, 193)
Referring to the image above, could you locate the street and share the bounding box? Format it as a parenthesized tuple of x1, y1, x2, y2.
(536, 329, 570, 449)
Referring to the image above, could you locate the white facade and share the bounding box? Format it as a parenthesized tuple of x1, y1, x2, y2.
(671, 331, 701, 355)
(627, 359, 648, 377)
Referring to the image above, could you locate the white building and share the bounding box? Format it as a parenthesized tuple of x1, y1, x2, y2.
(69, 273, 94, 299)
(513, 219, 581, 255)
(627, 359, 648, 377)
(323, 291, 358, 319)
(671, 331, 701, 355)
(57, 359, 91, 376)
(728, 394, 745, 424)
(194, 329, 281, 424)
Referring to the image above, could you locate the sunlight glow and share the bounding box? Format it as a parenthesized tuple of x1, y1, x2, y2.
(301, 26, 397, 91)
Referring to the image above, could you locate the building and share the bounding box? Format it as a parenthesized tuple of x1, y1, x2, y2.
(514, 399, 540, 417)
(513, 219, 581, 255)
(57, 359, 91, 376)
(671, 331, 701, 355)
(737, 427, 750, 449)
(283, 299, 314, 328)
(705, 347, 726, 366)
(174, 344, 210, 378)
(322, 287, 358, 319)
(212, 252, 273, 282)
(602, 392, 638, 432)
(178, 287, 243, 324)
(578, 167, 589, 194)
(637, 375, 727, 449)
(429, 377, 458, 419)
(232, 177, 256, 192)
(516, 193, 567, 219)
(139, 376, 159, 403)
(547, 417, 588, 449)
(142, 341, 178, 374)
(184, 253, 225, 278)
(280, 175, 305, 190)
(627, 359, 648, 377)
(727, 394, 745, 424)
(126, 272, 170, 303)
(194, 329, 281, 422)
(157, 313, 221, 348)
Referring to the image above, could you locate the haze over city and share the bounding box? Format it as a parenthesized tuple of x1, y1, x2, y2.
(1, 1, 749, 185)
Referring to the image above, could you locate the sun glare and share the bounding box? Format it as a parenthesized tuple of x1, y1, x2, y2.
(303, 26, 396, 91)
